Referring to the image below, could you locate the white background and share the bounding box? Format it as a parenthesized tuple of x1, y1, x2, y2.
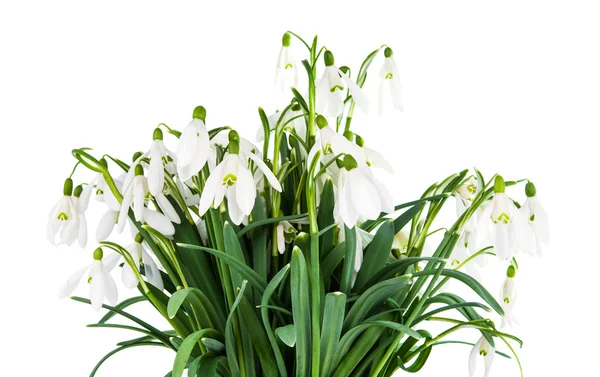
(1, 1, 599, 376)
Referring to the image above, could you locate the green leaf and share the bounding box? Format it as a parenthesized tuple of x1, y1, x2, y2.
(354, 221, 394, 291)
(320, 292, 347, 377)
(393, 202, 426, 233)
(344, 275, 413, 331)
(195, 354, 224, 377)
(275, 324, 296, 347)
(251, 194, 269, 281)
(413, 269, 504, 315)
(318, 178, 336, 258)
(340, 226, 356, 295)
(237, 213, 308, 238)
(291, 246, 311, 377)
(172, 328, 223, 377)
(90, 342, 167, 376)
(291, 87, 309, 113)
(224, 281, 248, 377)
(223, 222, 249, 293)
(397, 329, 433, 373)
(167, 288, 225, 335)
(320, 241, 346, 282)
(359, 257, 446, 293)
(98, 296, 147, 324)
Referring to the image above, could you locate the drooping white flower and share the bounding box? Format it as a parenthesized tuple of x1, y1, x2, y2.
(500, 266, 518, 328)
(307, 120, 366, 174)
(121, 234, 164, 291)
(334, 155, 394, 228)
(316, 50, 369, 117)
(355, 134, 394, 173)
(210, 129, 262, 170)
(469, 335, 495, 377)
(199, 131, 282, 225)
(378, 47, 404, 113)
(58, 248, 120, 311)
(449, 232, 481, 281)
(148, 128, 176, 196)
(47, 178, 77, 245)
(275, 32, 298, 92)
(276, 220, 297, 254)
(176, 106, 211, 182)
(519, 182, 549, 256)
(256, 105, 307, 145)
(117, 164, 176, 235)
(476, 176, 535, 260)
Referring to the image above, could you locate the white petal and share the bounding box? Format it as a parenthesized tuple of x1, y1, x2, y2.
(117, 184, 134, 233)
(103, 271, 118, 306)
(58, 265, 89, 299)
(483, 345, 495, 377)
(340, 69, 369, 113)
(142, 250, 164, 291)
(89, 261, 105, 311)
(103, 252, 122, 272)
(79, 179, 96, 213)
(97, 210, 118, 241)
(226, 188, 245, 225)
(494, 222, 510, 260)
(143, 208, 175, 236)
(47, 201, 60, 244)
(469, 337, 481, 377)
(349, 169, 382, 220)
(78, 213, 88, 248)
(133, 176, 147, 222)
(277, 223, 285, 254)
(121, 263, 139, 288)
(530, 197, 550, 244)
(155, 193, 181, 224)
(148, 142, 165, 196)
(510, 202, 536, 256)
(235, 162, 257, 215)
(103, 181, 122, 212)
(247, 153, 282, 192)
(177, 121, 199, 167)
(354, 233, 364, 272)
(198, 162, 224, 215)
(367, 148, 394, 173)
(315, 72, 330, 115)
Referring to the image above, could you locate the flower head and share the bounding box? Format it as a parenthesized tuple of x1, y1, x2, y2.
(47, 178, 77, 245)
(469, 335, 495, 377)
(275, 32, 298, 92)
(121, 234, 164, 291)
(520, 182, 549, 255)
(500, 265, 518, 328)
(176, 106, 210, 182)
(378, 47, 403, 113)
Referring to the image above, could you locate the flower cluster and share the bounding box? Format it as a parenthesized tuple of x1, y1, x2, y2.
(49, 31, 547, 377)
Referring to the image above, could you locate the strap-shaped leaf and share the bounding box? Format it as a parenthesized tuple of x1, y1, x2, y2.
(354, 221, 394, 291)
(320, 292, 347, 377)
(291, 246, 311, 377)
(172, 328, 223, 377)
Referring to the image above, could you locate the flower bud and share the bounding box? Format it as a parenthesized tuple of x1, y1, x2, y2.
(324, 50, 335, 67)
(494, 175, 506, 194)
(63, 178, 74, 196)
(74, 185, 84, 198)
(343, 154, 358, 171)
(193, 106, 207, 122)
(384, 47, 394, 58)
(282, 32, 291, 47)
(525, 181, 537, 198)
(135, 233, 144, 244)
(93, 247, 104, 261)
(135, 164, 144, 176)
(153, 128, 163, 141)
(316, 115, 328, 129)
(507, 265, 516, 278)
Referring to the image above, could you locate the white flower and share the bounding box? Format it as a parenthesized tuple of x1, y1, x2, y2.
(176, 106, 211, 182)
(256, 106, 306, 145)
(97, 209, 119, 241)
(47, 178, 77, 245)
(469, 335, 495, 377)
(334, 156, 394, 228)
(448, 232, 481, 281)
(378, 47, 403, 113)
(58, 248, 120, 311)
(476, 176, 534, 260)
(121, 235, 164, 291)
(199, 132, 282, 225)
(519, 182, 549, 256)
(148, 128, 175, 196)
(307, 124, 366, 174)
(500, 267, 518, 328)
(316, 50, 369, 117)
(276, 220, 297, 254)
(275, 32, 297, 92)
(117, 164, 176, 235)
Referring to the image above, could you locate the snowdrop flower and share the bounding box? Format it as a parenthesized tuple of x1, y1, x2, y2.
(520, 182, 549, 255)
(47, 178, 77, 245)
(58, 248, 120, 311)
(449, 232, 481, 281)
(316, 50, 369, 117)
(275, 32, 297, 92)
(307, 116, 366, 173)
(334, 155, 394, 228)
(147, 128, 175, 196)
(276, 220, 297, 254)
(117, 164, 176, 236)
(70, 185, 91, 248)
(500, 265, 518, 328)
(476, 176, 535, 260)
(121, 234, 164, 291)
(256, 104, 307, 145)
(378, 47, 404, 113)
(355, 134, 394, 173)
(199, 131, 282, 225)
(469, 335, 495, 377)
(176, 106, 211, 182)
(210, 129, 262, 169)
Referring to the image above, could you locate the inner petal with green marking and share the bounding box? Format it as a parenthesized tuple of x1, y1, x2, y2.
(330, 85, 344, 92)
(57, 212, 69, 221)
(223, 173, 237, 186)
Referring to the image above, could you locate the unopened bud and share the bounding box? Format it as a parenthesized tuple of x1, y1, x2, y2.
(193, 106, 207, 122)
(93, 247, 104, 261)
(525, 182, 537, 198)
(282, 32, 291, 47)
(494, 176, 506, 194)
(324, 50, 335, 67)
(63, 178, 74, 196)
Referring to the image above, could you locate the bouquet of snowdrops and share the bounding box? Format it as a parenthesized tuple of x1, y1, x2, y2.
(48, 32, 548, 377)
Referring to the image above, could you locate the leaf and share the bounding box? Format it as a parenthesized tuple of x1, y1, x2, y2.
(275, 324, 296, 347)
(237, 213, 308, 238)
(98, 296, 146, 324)
(224, 281, 248, 377)
(393, 202, 426, 233)
(344, 275, 413, 331)
(354, 221, 394, 291)
(195, 354, 224, 377)
(251, 194, 269, 281)
(317, 178, 336, 258)
(359, 257, 446, 293)
(413, 269, 504, 315)
(320, 292, 347, 377)
(291, 246, 311, 377)
(320, 241, 346, 284)
(223, 222, 249, 293)
(291, 87, 309, 113)
(260, 265, 290, 377)
(397, 329, 433, 373)
(90, 342, 167, 377)
(172, 328, 223, 377)
(167, 288, 225, 335)
(339, 226, 356, 295)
